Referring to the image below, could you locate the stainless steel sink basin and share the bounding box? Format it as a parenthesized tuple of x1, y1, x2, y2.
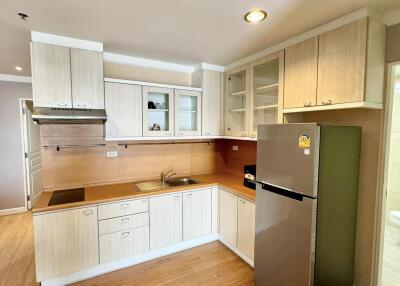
(166, 177, 199, 187)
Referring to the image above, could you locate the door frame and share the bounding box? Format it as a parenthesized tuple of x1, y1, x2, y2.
(373, 61, 400, 286)
(19, 98, 38, 210)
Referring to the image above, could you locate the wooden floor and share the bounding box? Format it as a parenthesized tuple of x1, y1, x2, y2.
(0, 212, 254, 286)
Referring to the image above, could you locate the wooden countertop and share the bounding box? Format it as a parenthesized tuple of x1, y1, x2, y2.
(33, 172, 255, 213)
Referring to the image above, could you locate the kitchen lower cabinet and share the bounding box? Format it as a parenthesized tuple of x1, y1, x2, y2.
(33, 206, 99, 282)
(150, 193, 183, 250)
(237, 198, 255, 260)
(99, 225, 149, 264)
(219, 189, 238, 246)
(183, 188, 212, 241)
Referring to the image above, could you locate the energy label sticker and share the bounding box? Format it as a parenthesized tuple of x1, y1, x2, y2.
(298, 134, 311, 149)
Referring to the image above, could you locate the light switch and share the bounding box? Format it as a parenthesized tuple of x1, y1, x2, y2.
(232, 145, 239, 151)
(107, 151, 118, 158)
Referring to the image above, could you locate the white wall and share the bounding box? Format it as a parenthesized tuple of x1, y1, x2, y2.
(0, 81, 32, 210)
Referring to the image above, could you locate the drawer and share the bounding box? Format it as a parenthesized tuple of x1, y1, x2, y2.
(98, 198, 149, 220)
(99, 225, 149, 264)
(99, 212, 149, 235)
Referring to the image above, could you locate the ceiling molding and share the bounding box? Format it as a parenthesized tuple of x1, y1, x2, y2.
(0, 74, 32, 83)
(31, 31, 103, 52)
(383, 9, 400, 26)
(103, 52, 195, 73)
(194, 63, 225, 72)
(225, 7, 377, 71)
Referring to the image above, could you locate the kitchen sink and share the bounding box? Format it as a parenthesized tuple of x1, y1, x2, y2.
(166, 177, 199, 187)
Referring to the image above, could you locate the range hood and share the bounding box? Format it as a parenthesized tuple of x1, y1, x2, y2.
(32, 107, 107, 124)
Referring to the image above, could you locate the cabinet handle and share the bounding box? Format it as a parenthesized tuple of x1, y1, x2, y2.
(303, 102, 312, 107)
(57, 103, 67, 107)
(121, 231, 130, 238)
(173, 195, 180, 201)
(185, 193, 193, 198)
(121, 217, 130, 224)
(120, 203, 130, 209)
(83, 209, 93, 216)
(239, 199, 246, 204)
(321, 99, 332, 105)
(77, 104, 87, 108)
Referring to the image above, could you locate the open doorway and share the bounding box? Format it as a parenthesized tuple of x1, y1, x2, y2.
(20, 99, 42, 209)
(378, 62, 400, 286)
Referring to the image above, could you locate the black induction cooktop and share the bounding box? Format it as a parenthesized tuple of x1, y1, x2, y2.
(48, 188, 85, 206)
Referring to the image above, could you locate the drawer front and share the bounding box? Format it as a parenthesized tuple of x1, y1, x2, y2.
(99, 225, 149, 264)
(98, 198, 149, 220)
(99, 212, 149, 235)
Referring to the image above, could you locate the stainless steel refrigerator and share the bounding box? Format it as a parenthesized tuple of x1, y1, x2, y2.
(255, 123, 361, 286)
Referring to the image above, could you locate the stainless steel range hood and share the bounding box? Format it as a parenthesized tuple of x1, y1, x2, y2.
(32, 107, 107, 124)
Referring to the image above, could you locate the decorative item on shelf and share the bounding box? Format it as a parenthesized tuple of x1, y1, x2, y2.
(161, 102, 166, 109)
(148, 101, 155, 109)
(151, 123, 161, 131)
(155, 102, 161, 109)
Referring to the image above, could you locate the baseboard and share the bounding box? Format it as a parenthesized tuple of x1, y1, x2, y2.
(219, 237, 254, 267)
(41, 233, 219, 286)
(0, 207, 26, 216)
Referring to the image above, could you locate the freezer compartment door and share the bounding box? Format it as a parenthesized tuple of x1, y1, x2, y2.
(255, 182, 317, 286)
(257, 123, 319, 197)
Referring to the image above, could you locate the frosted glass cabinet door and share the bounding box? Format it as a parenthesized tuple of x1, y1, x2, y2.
(225, 66, 249, 137)
(174, 89, 202, 136)
(249, 52, 283, 137)
(143, 86, 174, 137)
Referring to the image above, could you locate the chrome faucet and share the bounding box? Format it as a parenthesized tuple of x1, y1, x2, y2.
(161, 171, 177, 184)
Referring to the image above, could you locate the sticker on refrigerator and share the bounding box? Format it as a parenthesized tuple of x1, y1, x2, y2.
(298, 134, 311, 149)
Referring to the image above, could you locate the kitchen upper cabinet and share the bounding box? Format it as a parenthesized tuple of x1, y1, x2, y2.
(249, 51, 284, 137)
(199, 70, 224, 136)
(284, 37, 318, 109)
(317, 17, 385, 106)
(31, 42, 104, 109)
(71, 48, 104, 109)
(174, 89, 201, 136)
(149, 193, 183, 250)
(225, 65, 250, 136)
(31, 42, 72, 108)
(237, 198, 255, 260)
(105, 82, 142, 138)
(219, 189, 238, 246)
(33, 206, 99, 282)
(183, 188, 212, 241)
(143, 86, 174, 137)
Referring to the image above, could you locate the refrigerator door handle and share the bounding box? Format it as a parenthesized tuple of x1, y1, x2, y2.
(258, 181, 317, 201)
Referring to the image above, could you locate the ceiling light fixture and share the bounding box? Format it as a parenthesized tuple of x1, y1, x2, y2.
(15, 66, 23, 71)
(244, 9, 267, 23)
(17, 12, 29, 20)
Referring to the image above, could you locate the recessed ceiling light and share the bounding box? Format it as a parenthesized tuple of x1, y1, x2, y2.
(244, 9, 267, 23)
(15, 66, 23, 71)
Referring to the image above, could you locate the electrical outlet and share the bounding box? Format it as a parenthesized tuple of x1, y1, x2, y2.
(232, 145, 239, 151)
(107, 151, 118, 158)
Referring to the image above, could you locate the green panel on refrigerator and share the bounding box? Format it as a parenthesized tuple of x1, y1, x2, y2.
(315, 126, 362, 286)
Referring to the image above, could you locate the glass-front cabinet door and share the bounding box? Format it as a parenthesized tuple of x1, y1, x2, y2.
(249, 52, 283, 137)
(225, 66, 250, 136)
(143, 86, 174, 136)
(174, 89, 201, 136)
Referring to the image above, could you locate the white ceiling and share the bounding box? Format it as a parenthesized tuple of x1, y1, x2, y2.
(0, 0, 399, 76)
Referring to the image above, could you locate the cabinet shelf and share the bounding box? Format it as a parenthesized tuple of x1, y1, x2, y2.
(255, 83, 279, 93)
(229, 108, 246, 113)
(230, 91, 246, 96)
(254, 104, 278, 110)
(179, 110, 197, 113)
(148, 109, 169, 112)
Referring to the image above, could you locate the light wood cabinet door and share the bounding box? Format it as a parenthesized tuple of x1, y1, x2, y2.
(237, 198, 255, 260)
(71, 49, 104, 109)
(284, 37, 318, 109)
(143, 86, 174, 136)
(174, 89, 202, 136)
(183, 188, 212, 241)
(150, 193, 183, 250)
(202, 70, 223, 136)
(219, 189, 238, 246)
(31, 42, 72, 108)
(105, 82, 143, 138)
(99, 225, 149, 264)
(33, 206, 99, 282)
(317, 18, 367, 105)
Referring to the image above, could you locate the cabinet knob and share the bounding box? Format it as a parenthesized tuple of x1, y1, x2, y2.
(321, 99, 332, 105)
(77, 104, 87, 108)
(121, 217, 130, 224)
(120, 203, 130, 209)
(303, 102, 312, 107)
(121, 231, 130, 238)
(83, 209, 93, 216)
(185, 193, 193, 198)
(57, 103, 67, 107)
